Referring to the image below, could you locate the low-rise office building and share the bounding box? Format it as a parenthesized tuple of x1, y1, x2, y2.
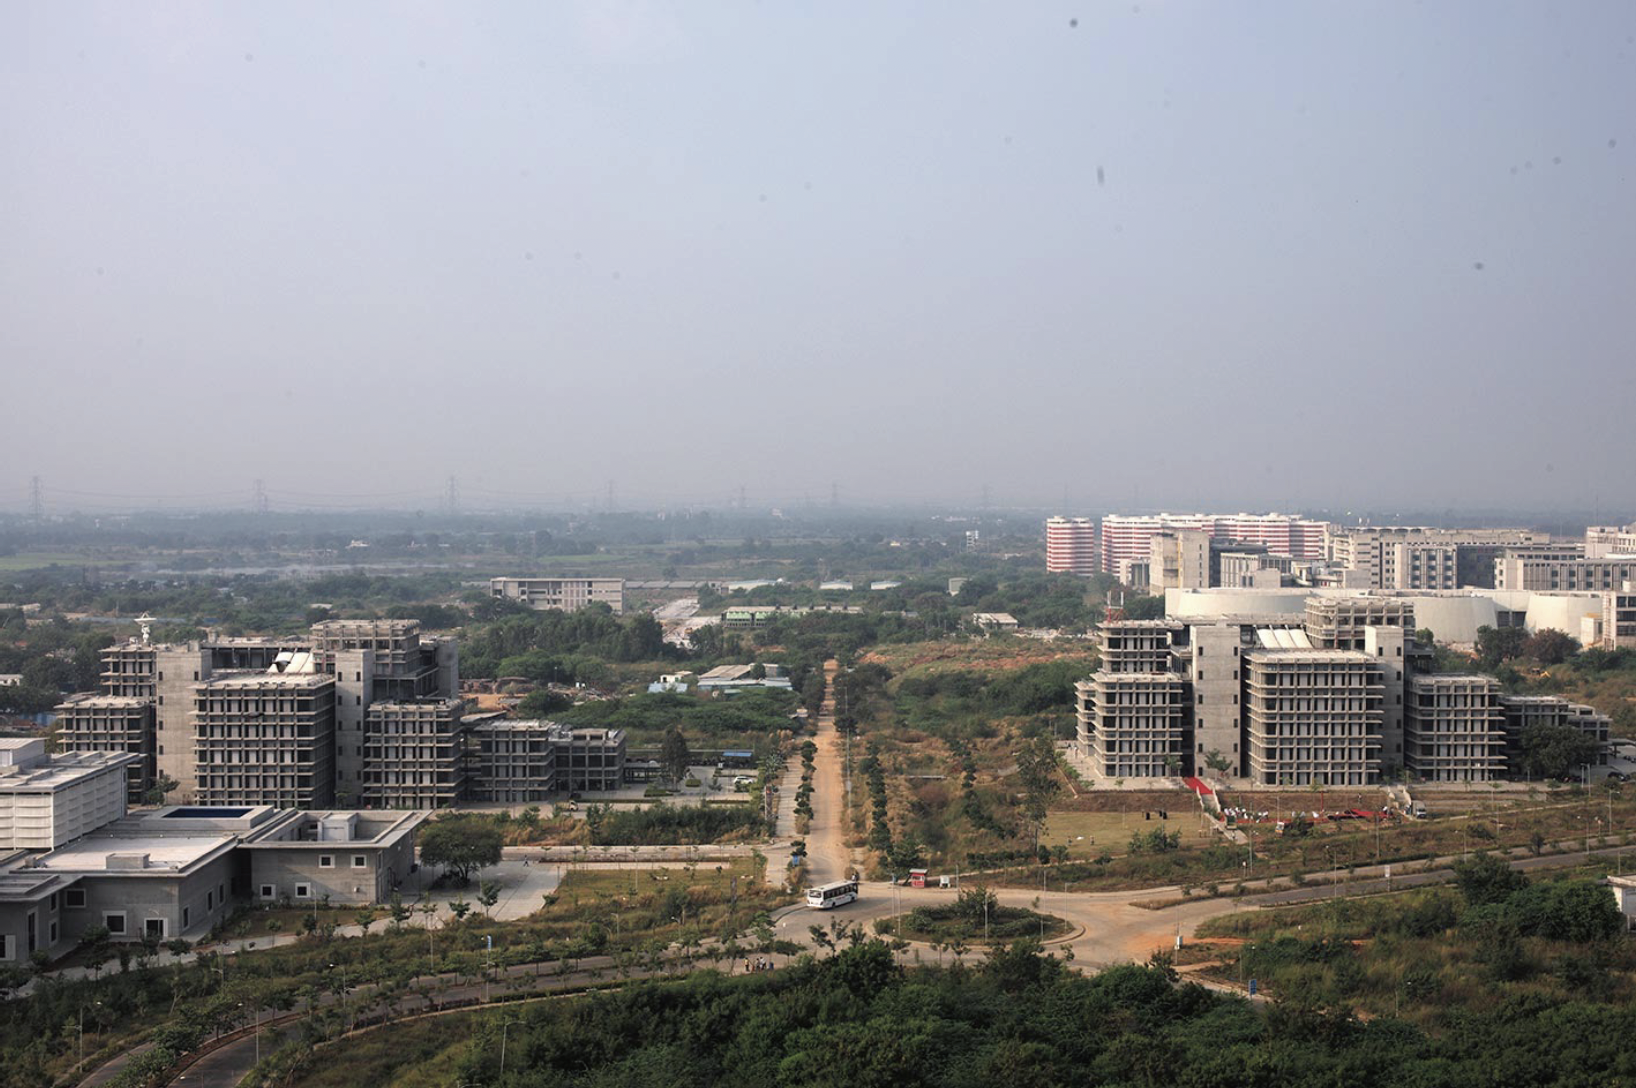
(490, 577, 625, 614)
(0, 805, 427, 961)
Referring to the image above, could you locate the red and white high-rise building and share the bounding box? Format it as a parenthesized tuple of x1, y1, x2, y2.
(1045, 517, 1099, 576)
(1099, 513, 1328, 574)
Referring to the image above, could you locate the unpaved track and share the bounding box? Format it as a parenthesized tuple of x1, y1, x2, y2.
(803, 660, 854, 887)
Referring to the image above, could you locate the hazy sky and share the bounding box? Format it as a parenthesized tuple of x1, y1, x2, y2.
(3, 3, 1633, 516)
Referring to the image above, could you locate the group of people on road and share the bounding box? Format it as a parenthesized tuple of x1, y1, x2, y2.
(741, 958, 777, 973)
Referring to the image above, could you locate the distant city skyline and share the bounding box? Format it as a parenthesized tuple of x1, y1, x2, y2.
(4, 4, 1633, 512)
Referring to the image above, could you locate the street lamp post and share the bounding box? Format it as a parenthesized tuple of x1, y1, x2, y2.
(76, 1000, 101, 1071)
(500, 1017, 525, 1076)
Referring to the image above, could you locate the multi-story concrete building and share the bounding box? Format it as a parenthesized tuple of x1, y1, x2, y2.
(1601, 584, 1636, 650)
(1585, 523, 1636, 559)
(360, 699, 468, 809)
(1303, 596, 1416, 651)
(1218, 551, 1293, 589)
(1078, 672, 1189, 778)
(1100, 513, 1327, 575)
(1496, 556, 1636, 593)
(193, 670, 337, 809)
(558, 729, 627, 792)
(1498, 695, 1611, 771)
(1329, 527, 1552, 589)
(1244, 650, 1383, 787)
(52, 694, 154, 803)
(1084, 607, 1422, 784)
(1149, 530, 1211, 591)
(490, 577, 625, 614)
(1045, 517, 1099, 576)
(1406, 674, 1507, 782)
(469, 720, 560, 803)
(311, 619, 459, 802)
(0, 740, 138, 850)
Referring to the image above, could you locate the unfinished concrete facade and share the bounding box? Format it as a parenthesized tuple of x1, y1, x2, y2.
(52, 694, 154, 803)
(1244, 651, 1384, 786)
(1406, 674, 1507, 782)
(1499, 695, 1611, 772)
(192, 673, 337, 808)
(468, 720, 560, 803)
(1304, 596, 1416, 650)
(1080, 673, 1189, 778)
(360, 699, 467, 809)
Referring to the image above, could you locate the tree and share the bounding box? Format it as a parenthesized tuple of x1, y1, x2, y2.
(418, 817, 503, 884)
(1523, 629, 1580, 666)
(1014, 736, 1062, 848)
(515, 688, 573, 717)
(478, 881, 501, 917)
(660, 726, 692, 786)
(1453, 852, 1528, 907)
(1122, 595, 1166, 621)
(143, 772, 179, 807)
(1515, 723, 1603, 781)
(1475, 625, 1528, 671)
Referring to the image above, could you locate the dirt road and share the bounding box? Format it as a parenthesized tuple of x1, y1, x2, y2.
(803, 660, 854, 887)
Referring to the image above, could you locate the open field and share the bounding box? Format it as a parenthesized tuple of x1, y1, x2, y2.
(860, 639, 1095, 678)
(0, 552, 94, 572)
(553, 859, 762, 903)
(1042, 809, 1218, 854)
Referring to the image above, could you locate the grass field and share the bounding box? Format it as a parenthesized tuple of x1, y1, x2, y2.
(553, 859, 761, 902)
(1041, 809, 1219, 854)
(0, 552, 91, 572)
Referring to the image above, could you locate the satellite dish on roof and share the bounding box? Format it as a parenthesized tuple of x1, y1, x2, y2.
(135, 613, 156, 646)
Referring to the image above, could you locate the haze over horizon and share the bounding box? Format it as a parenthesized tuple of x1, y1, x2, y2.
(4, 3, 1633, 516)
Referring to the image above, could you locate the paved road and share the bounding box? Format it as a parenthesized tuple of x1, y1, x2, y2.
(83, 836, 1636, 1087)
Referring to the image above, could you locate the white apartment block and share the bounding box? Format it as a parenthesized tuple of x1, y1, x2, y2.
(491, 577, 625, 614)
(1045, 517, 1098, 576)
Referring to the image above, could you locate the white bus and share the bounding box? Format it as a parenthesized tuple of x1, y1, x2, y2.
(805, 880, 859, 909)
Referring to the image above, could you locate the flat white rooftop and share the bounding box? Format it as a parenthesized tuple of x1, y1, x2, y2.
(32, 833, 234, 872)
(0, 750, 138, 792)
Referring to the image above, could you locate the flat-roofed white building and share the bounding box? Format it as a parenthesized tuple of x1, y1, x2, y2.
(0, 740, 137, 851)
(491, 577, 624, 614)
